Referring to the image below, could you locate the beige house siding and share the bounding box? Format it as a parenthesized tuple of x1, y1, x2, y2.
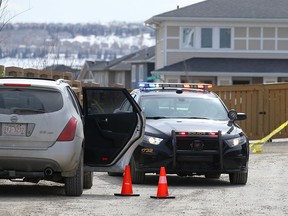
(157, 23, 288, 68)
(234, 40, 247, 50)
(167, 39, 179, 49)
(263, 28, 275, 38)
(234, 27, 288, 51)
(278, 27, 288, 38)
(278, 40, 288, 50)
(248, 40, 261, 50)
(249, 27, 261, 37)
(263, 40, 275, 50)
(235, 27, 247, 37)
(167, 26, 180, 37)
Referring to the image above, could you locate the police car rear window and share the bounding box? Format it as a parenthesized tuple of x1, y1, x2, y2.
(0, 88, 63, 114)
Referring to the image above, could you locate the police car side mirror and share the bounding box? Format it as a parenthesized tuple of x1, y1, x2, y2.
(228, 110, 237, 121)
(228, 110, 247, 121)
(236, 113, 247, 121)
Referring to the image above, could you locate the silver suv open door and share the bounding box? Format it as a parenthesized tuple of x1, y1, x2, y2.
(82, 87, 145, 173)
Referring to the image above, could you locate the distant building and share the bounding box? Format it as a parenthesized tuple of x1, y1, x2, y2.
(77, 46, 155, 89)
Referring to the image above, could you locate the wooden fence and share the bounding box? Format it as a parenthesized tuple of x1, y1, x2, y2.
(2, 65, 288, 140)
(212, 83, 288, 140)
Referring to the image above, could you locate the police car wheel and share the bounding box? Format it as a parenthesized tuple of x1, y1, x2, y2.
(83, 171, 93, 189)
(130, 156, 145, 184)
(229, 172, 248, 185)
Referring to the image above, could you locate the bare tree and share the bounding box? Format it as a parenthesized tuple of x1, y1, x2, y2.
(0, 0, 10, 31)
(0, 0, 31, 31)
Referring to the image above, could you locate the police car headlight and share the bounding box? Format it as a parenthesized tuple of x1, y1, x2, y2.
(144, 135, 163, 145)
(226, 136, 247, 147)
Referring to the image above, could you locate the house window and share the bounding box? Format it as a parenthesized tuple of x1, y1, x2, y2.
(182, 27, 195, 48)
(139, 64, 144, 81)
(131, 65, 136, 82)
(201, 28, 213, 48)
(220, 28, 231, 48)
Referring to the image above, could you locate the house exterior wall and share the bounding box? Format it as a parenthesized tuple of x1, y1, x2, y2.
(130, 62, 156, 89)
(93, 71, 109, 86)
(155, 26, 166, 69)
(155, 21, 288, 69)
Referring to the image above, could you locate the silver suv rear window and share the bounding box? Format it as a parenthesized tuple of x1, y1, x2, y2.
(0, 88, 63, 114)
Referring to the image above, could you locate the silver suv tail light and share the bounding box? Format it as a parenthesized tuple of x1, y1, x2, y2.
(57, 116, 77, 141)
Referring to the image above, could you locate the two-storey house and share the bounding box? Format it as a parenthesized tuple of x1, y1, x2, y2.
(145, 0, 288, 85)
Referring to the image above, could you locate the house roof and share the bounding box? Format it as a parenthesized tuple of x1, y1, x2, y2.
(84, 47, 155, 72)
(154, 58, 288, 74)
(125, 46, 155, 63)
(86, 54, 135, 71)
(44, 64, 79, 73)
(146, 0, 288, 23)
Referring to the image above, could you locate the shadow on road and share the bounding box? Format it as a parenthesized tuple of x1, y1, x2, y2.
(98, 172, 244, 188)
(0, 181, 66, 197)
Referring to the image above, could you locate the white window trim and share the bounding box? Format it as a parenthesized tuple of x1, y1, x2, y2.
(180, 27, 196, 49)
(180, 26, 232, 50)
(139, 64, 144, 82)
(131, 65, 136, 82)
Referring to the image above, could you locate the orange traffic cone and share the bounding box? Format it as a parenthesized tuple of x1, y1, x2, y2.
(114, 165, 140, 196)
(150, 167, 175, 199)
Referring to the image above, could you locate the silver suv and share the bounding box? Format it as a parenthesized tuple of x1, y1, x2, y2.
(0, 78, 144, 196)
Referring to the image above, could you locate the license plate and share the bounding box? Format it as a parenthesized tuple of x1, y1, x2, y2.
(2, 123, 27, 136)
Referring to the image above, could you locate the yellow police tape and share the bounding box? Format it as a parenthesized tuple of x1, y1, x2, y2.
(249, 120, 288, 153)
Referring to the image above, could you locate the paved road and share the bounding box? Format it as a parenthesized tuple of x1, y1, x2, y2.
(0, 142, 287, 216)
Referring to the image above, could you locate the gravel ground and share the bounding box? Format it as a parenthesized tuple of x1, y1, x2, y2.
(0, 142, 287, 216)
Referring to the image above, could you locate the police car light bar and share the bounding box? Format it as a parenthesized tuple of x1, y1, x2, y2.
(138, 82, 212, 90)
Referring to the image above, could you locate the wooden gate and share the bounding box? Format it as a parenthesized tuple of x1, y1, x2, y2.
(212, 83, 288, 140)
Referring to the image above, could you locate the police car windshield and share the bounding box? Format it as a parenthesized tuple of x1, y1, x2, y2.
(140, 96, 228, 120)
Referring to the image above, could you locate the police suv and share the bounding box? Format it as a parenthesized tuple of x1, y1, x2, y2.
(129, 83, 249, 185)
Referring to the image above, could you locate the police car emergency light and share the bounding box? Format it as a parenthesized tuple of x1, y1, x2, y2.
(138, 82, 213, 90)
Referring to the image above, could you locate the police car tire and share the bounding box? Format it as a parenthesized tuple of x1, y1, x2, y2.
(229, 171, 248, 185)
(83, 171, 93, 189)
(130, 156, 145, 184)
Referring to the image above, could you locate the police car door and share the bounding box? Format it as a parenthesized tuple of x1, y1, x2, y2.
(82, 87, 145, 172)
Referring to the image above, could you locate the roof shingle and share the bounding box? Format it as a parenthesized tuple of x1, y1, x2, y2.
(148, 0, 288, 21)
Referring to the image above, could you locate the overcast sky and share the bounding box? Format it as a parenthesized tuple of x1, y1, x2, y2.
(6, 0, 204, 24)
